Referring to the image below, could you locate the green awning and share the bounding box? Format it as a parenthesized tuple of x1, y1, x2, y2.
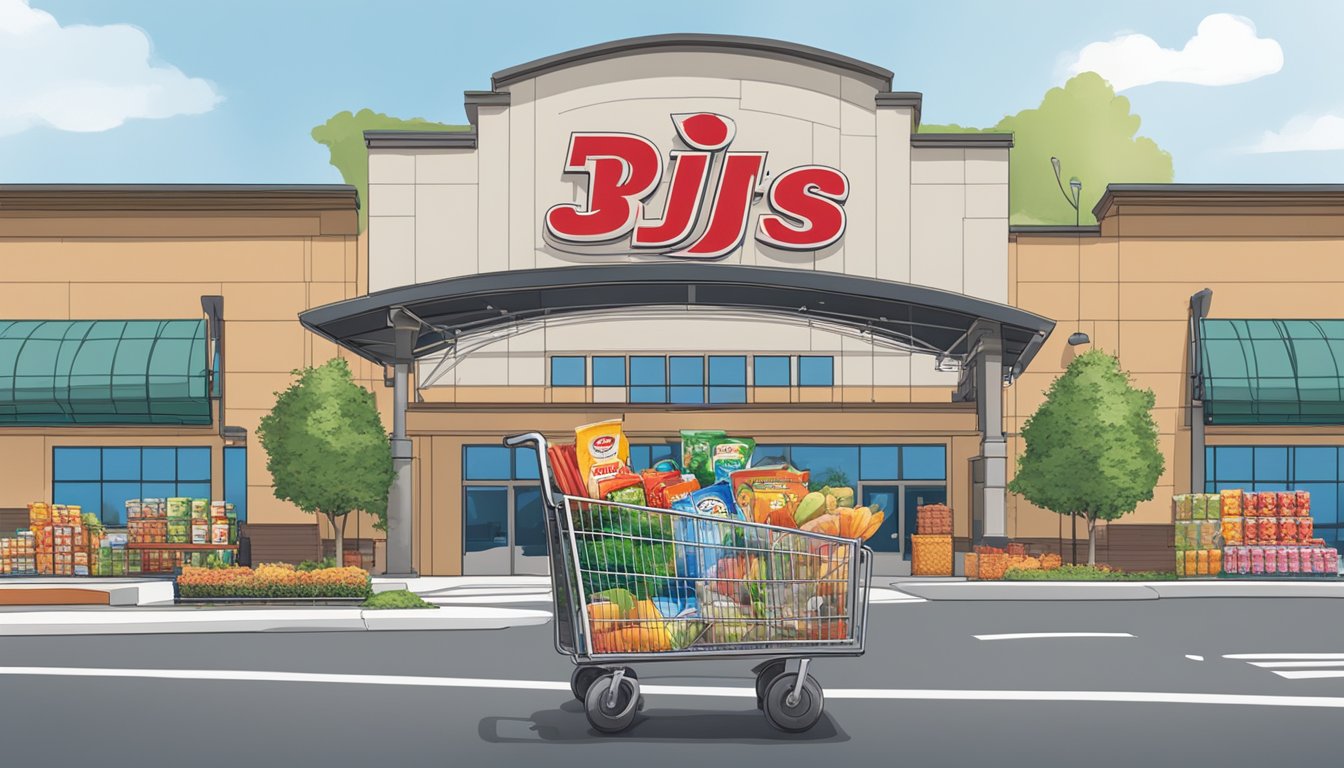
(1200, 319, 1344, 425)
(0, 320, 211, 426)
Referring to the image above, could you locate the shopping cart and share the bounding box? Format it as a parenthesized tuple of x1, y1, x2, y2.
(504, 432, 872, 734)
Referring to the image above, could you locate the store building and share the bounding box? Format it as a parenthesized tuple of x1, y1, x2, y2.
(0, 185, 378, 566)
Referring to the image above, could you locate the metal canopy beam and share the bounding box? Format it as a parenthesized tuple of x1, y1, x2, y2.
(300, 263, 1055, 377)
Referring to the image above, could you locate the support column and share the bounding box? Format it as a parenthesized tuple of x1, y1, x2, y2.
(384, 307, 419, 577)
(969, 320, 1008, 547)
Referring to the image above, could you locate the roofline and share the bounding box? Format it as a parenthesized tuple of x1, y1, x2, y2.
(1093, 183, 1344, 220)
(911, 132, 1013, 149)
(364, 129, 477, 150)
(0, 184, 359, 212)
(876, 91, 922, 130)
(491, 33, 894, 89)
(1010, 224, 1101, 237)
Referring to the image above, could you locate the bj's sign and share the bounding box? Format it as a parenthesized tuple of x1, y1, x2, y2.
(544, 113, 849, 259)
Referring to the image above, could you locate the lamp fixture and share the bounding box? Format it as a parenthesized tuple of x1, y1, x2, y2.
(1068, 332, 1091, 346)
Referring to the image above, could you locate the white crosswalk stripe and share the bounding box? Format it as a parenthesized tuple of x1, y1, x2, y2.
(1225, 653, 1344, 681)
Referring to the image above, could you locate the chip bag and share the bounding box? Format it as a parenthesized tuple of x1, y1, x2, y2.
(641, 469, 681, 509)
(598, 472, 646, 506)
(731, 467, 809, 527)
(709, 437, 756, 483)
(681, 430, 727, 487)
(576, 419, 630, 497)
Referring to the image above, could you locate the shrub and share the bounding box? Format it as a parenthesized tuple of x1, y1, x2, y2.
(362, 590, 437, 610)
(297, 557, 339, 572)
(1003, 564, 1177, 581)
(177, 562, 372, 598)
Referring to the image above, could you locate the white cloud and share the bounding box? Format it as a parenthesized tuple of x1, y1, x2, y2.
(1065, 13, 1283, 91)
(1244, 113, 1344, 154)
(0, 0, 220, 137)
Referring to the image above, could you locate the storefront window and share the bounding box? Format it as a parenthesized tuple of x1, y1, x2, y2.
(464, 445, 511, 480)
(630, 444, 676, 472)
(798, 356, 834, 387)
(791, 446, 860, 488)
(462, 444, 547, 575)
(550, 356, 585, 387)
(1207, 445, 1342, 546)
(901, 446, 948, 480)
(754, 356, 791, 387)
(860, 446, 900, 480)
(630, 356, 667, 403)
(709, 356, 747, 403)
(224, 446, 247, 522)
(670, 356, 704, 404)
(593, 356, 626, 387)
(52, 446, 211, 526)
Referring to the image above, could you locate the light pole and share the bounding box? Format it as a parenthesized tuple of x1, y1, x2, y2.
(1051, 156, 1087, 564)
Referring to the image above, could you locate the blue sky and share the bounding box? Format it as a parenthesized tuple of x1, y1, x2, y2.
(4, 0, 1344, 184)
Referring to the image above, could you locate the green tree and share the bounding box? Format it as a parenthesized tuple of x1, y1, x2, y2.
(922, 73, 1173, 225)
(257, 358, 394, 562)
(312, 109, 470, 231)
(1008, 350, 1165, 565)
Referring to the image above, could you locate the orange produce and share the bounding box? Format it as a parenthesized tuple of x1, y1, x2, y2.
(800, 513, 840, 536)
(587, 601, 624, 633)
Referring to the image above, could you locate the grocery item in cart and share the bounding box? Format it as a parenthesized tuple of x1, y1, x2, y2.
(1173, 494, 1193, 521)
(640, 469, 680, 508)
(1257, 492, 1277, 516)
(731, 467, 808, 527)
(1221, 517, 1243, 545)
(680, 429, 727, 487)
(598, 472, 646, 506)
(577, 420, 632, 497)
(1220, 489, 1242, 518)
(708, 436, 755, 483)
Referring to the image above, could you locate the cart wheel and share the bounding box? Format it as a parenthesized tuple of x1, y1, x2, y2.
(754, 661, 787, 709)
(584, 673, 640, 734)
(570, 666, 605, 701)
(761, 673, 824, 733)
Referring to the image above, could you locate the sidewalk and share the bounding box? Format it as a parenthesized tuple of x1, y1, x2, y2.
(890, 578, 1344, 601)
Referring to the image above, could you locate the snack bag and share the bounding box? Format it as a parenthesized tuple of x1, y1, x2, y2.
(1257, 492, 1278, 516)
(641, 469, 681, 509)
(672, 482, 741, 581)
(1277, 492, 1297, 517)
(1296, 490, 1311, 517)
(598, 472, 646, 506)
(576, 419, 631, 497)
(663, 478, 701, 509)
(709, 437, 756, 483)
(1173, 494, 1193, 521)
(1242, 492, 1259, 518)
(731, 468, 810, 527)
(1220, 489, 1242, 518)
(681, 430, 727, 487)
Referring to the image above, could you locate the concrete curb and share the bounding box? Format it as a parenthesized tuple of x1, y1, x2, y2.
(895, 580, 1344, 601)
(0, 606, 553, 636)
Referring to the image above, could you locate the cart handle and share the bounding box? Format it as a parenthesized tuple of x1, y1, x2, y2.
(503, 432, 557, 509)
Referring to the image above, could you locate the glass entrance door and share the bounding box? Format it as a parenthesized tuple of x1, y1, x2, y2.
(862, 485, 903, 574)
(463, 486, 550, 575)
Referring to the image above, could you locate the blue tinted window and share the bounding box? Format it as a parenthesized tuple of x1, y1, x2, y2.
(142, 448, 177, 481)
(514, 486, 547, 557)
(224, 446, 247, 521)
(798, 356, 834, 387)
(860, 446, 900, 480)
(630, 357, 666, 403)
(754, 356, 790, 387)
(1297, 482, 1337, 526)
(753, 445, 789, 466)
(54, 448, 101, 481)
(176, 482, 211, 501)
(141, 482, 176, 500)
(464, 487, 508, 553)
(102, 448, 140, 481)
(178, 447, 211, 481)
(629, 446, 651, 472)
(102, 482, 139, 525)
(1295, 447, 1337, 481)
(1212, 446, 1252, 482)
(708, 356, 746, 403)
(549, 356, 585, 387)
(593, 356, 626, 387)
(902, 445, 947, 480)
(670, 357, 704, 404)
(1254, 447, 1289, 481)
(790, 446, 859, 488)
(650, 444, 675, 466)
(514, 446, 539, 480)
(465, 446, 512, 480)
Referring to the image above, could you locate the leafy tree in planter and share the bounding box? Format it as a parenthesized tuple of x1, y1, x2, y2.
(257, 358, 394, 564)
(1008, 350, 1164, 565)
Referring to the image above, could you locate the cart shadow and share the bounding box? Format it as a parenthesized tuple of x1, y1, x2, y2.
(479, 699, 849, 744)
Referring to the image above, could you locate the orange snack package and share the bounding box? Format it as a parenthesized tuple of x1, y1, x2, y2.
(575, 419, 630, 497)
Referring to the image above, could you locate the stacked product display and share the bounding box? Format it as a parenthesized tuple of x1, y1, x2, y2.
(1173, 491, 1340, 577)
(911, 504, 953, 576)
(964, 546, 1061, 580)
(0, 531, 36, 575)
(28, 503, 89, 575)
(545, 420, 884, 653)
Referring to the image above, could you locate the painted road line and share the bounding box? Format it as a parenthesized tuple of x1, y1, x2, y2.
(9, 667, 1344, 710)
(974, 632, 1135, 641)
(1224, 653, 1344, 660)
(1272, 671, 1344, 680)
(1186, 655, 1205, 661)
(1249, 661, 1344, 668)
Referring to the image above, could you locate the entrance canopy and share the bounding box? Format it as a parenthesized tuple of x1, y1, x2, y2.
(300, 263, 1054, 378)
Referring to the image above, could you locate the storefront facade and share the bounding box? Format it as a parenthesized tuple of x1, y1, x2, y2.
(0, 185, 375, 568)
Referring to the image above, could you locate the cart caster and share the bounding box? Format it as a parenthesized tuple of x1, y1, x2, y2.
(584, 672, 641, 733)
(753, 660, 786, 710)
(761, 673, 824, 733)
(570, 666, 605, 701)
